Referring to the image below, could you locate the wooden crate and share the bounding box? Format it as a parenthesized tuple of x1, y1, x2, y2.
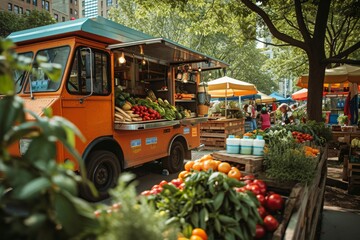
(200, 119, 245, 150)
(270, 146, 328, 240)
(212, 150, 264, 173)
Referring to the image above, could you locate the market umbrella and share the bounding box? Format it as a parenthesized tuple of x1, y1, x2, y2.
(208, 76, 258, 97)
(297, 64, 360, 88)
(269, 92, 294, 104)
(255, 91, 276, 104)
(292, 88, 329, 101)
(207, 76, 258, 117)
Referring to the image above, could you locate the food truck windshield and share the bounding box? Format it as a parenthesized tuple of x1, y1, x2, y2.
(15, 46, 70, 93)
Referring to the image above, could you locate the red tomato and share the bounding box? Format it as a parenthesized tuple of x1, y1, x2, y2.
(256, 194, 266, 206)
(253, 179, 267, 195)
(243, 179, 253, 185)
(263, 215, 279, 232)
(249, 184, 261, 195)
(257, 206, 267, 219)
(171, 178, 183, 187)
(159, 180, 168, 187)
(235, 187, 247, 193)
(266, 194, 284, 212)
(151, 184, 160, 190)
(242, 174, 255, 180)
(255, 224, 266, 239)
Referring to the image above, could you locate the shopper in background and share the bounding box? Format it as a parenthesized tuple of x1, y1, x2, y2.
(279, 103, 293, 125)
(349, 82, 358, 125)
(248, 101, 257, 130)
(259, 107, 271, 130)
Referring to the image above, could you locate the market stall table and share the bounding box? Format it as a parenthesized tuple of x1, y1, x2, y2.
(212, 150, 263, 173)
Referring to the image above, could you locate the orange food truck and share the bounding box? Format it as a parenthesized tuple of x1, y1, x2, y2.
(7, 17, 227, 200)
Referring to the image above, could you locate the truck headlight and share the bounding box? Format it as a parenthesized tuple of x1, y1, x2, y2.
(19, 139, 32, 155)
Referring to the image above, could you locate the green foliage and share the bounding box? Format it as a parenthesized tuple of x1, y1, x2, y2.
(266, 120, 333, 146)
(147, 171, 261, 240)
(264, 129, 318, 184)
(0, 10, 56, 38)
(96, 174, 178, 240)
(0, 39, 98, 239)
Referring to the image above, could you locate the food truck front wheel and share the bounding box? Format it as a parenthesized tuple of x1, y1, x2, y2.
(81, 150, 121, 202)
(162, 141, 185, 173)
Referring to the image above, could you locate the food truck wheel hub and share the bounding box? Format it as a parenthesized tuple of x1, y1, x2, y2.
(162, 141, 185, 173)
(81, 150, 121, 202)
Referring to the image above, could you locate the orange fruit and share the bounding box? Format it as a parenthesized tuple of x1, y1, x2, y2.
(184, 161, 195, 171)
(190, 236, 203, 240)
(191, 228, 208, 240)
(200, 154, 213, 161)
(213, 160, 221, 170)
(202, 160, 217, 171)
(192, 162, 203, 171)
(178, 170, 190, 180)
(228, 167, 241, 180)
(218, 162, 231, 174)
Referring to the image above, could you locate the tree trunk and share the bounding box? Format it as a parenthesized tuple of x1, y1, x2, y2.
(307, 54, 326, 122)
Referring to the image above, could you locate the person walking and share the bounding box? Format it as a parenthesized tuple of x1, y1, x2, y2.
(259, 107, 271, 130)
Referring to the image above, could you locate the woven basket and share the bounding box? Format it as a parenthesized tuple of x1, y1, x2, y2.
(198, 104, 209, 116)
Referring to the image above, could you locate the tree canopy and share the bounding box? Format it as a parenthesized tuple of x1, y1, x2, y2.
(120, 0, 360, 121)
(0, 10, 56, 38)
(108, 0, 277, 93)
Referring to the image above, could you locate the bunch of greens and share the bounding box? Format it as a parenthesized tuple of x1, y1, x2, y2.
(264, 129, 318, 184)
(95, 174, 178, 240)
(147, 171, 261, 240)
(266, 120, 332, 146)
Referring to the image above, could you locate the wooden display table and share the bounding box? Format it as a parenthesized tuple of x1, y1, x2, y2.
(200, 118, 245, 150)
(212, 150, 263, 173)
(331, 130, 360, 144)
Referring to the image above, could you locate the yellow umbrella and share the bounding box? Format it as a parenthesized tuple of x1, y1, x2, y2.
(297, 64, 360, 88)
(208, 76, 258, 97)
(255, 91, 276, 104)
(207, 76, 258, 117)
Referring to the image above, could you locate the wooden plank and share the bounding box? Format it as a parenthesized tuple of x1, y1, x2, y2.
(212, 151, 264, 173)
(200, 132, 226, 138)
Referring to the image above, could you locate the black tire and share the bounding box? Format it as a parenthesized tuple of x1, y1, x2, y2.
(81, 150, 121, 202)
(162, 141, 185, 173)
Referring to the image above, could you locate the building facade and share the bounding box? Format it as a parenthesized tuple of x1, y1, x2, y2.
(0, 0, 80, 22)
(82, 0, 117, 18)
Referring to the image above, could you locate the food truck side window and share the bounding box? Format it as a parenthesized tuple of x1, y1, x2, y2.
(67, 47, 110, 96)
(13, 51, 33, 93)
(24, 46, 70, 93)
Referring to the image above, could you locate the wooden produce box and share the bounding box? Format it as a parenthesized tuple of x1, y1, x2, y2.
(200, 118, 245, 150)
(348, 163, 360, 194)
(268, 146, 328, 240)
(212, 150, 263, 174)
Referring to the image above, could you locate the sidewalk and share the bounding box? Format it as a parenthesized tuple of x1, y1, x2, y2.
(320, 206, 360, 240)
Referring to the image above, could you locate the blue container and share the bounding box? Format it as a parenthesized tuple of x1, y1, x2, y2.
(329, 114, 339, 125)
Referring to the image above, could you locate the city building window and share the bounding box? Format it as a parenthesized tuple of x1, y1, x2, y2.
(45, 1, 49, 10)
(101, 11, 103, 16)
(70, 0, 73, 3)
(8, 3, 12, 11)
(82, 9, 85, 16)
(33, 0, 37, 6)
(82, 1, 84, 7)
(26, 9, 31, 14)
(42, 0, 45, 8)
(62, 16, 65, 22)
(20, 7, 23, 14)
(107, 0, 112, 6)
(70, 8, 73, 14)
(14, 5, 19, 14)
(26, 0, 30, 3)
(54, 14, 58, 21)
(75, 0, 77, 6)
(74, 10, 78, 16)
